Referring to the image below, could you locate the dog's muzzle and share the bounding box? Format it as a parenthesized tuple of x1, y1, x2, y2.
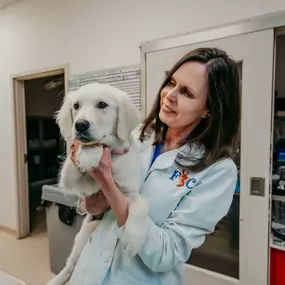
(75, 119, 93, 143)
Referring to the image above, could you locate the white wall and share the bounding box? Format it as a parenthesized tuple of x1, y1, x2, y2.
(1, 0, 285, 229)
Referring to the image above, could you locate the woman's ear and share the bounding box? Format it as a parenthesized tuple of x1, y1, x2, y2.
(201, 111, 211, 119)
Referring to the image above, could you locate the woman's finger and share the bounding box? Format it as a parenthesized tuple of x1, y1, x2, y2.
(100, 148, 112, 168)
(84, 191, 110, 214)
(70, 149, 76, 165)
(73, 140, 80, 152)
(70, 140, 81, 166)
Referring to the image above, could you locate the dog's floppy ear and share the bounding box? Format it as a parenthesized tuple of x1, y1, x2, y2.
(54, 91, 73, 144)
(117, 93, 140, 142)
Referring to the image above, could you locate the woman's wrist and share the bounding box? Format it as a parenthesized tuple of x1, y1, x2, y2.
(100, 179, 129, 226)
(102, 173, 116, 192)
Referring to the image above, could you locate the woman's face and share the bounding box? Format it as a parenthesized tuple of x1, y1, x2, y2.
(159, 61, 209, 131)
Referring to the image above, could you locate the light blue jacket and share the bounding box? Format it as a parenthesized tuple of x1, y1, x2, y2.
(69, 130, 237, 285)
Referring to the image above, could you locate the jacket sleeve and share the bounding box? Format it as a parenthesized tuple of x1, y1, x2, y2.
(114, 159, 237, 272)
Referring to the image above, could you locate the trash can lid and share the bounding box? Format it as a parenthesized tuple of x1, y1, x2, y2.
(41, 184, 79, 207)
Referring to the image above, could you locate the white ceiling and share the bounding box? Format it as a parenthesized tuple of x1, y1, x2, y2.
(0, 0, 20, 9)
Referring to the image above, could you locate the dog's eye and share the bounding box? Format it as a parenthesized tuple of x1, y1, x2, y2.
(97, 102, 108, 109)
(73, 102, 80, 110)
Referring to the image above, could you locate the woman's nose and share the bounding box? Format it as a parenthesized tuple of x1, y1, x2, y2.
(165, 87, 178, 102)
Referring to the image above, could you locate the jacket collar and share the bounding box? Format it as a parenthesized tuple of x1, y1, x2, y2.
(136, 130, 204, 173)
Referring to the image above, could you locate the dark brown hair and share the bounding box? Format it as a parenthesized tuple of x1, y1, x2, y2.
(139, 47, 241, 172)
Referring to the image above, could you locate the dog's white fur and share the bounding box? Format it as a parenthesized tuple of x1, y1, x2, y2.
(46, 83, 148, 285)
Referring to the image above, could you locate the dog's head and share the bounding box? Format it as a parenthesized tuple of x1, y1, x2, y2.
(55, 82, 140, 147)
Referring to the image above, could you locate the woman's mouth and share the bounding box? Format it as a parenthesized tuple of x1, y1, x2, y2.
(162, 104, 176, 113)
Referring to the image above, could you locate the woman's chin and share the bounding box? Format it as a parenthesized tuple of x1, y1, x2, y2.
(158, 111, 166, 123)
(159, 111, 175, 126)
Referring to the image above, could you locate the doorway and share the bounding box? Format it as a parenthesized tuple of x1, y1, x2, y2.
(269, 29, 285, 285)
(13, 65, 68, 238)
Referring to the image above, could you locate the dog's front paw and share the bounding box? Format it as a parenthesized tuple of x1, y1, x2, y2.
(76, 146, 103, 172)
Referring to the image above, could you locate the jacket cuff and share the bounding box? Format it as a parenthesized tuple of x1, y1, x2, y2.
(113, 223, 125, 238)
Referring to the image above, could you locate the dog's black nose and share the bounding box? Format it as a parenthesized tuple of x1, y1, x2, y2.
(75, 120, 90, 132)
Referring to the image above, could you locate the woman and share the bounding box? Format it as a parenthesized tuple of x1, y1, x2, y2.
(69, 47, 240, 285)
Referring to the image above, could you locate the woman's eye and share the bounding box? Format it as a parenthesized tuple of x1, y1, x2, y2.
(73, 102, 80, 110)
(97, 101, 108, 109)
(184, 91, 192, 98)
(183, 88, 194, 98)
(168, 80, 175, 86)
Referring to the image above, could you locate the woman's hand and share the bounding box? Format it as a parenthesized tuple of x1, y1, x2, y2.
(70, 140, 80, 166)
(70, 140, 113, 191)
(70, 140, 129, 226)
(71, 141, 111, 215)
(88, 147, 129, 226)
(77, 191, 110, 215)
(88, 147, 113, 191)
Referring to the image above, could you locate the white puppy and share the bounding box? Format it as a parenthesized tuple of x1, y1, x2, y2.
(47, 82, 148, 285)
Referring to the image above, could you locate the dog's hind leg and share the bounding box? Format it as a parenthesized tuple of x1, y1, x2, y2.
(120, 195, 149, 262)
(46, 214, 100, 285)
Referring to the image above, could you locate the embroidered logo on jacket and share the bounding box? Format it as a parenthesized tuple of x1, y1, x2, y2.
(169, 170, 197, 189)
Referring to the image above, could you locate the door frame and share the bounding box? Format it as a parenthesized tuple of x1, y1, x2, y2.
(12, 64, 69, 239)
